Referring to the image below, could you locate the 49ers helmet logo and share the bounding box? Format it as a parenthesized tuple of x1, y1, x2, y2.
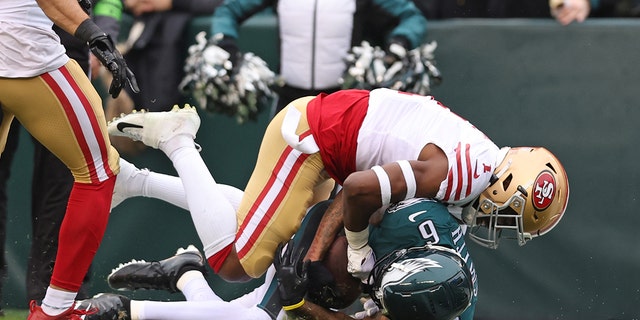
(533, 171, 555, 210)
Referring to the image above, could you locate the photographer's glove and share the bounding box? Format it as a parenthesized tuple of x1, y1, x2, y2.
(75, 19, 139, 98)
(345, 228, 376, 281)
(274, 240, 310, 311)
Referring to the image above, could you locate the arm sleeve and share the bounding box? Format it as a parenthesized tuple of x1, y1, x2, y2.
(372, 0, 427, 49)
(171, 0, 224, 14)
(92, 0, 122, 40)
(210, 0, 273, 39)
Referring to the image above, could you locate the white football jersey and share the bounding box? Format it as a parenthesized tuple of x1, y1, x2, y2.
(357, 88, 500, 208)
(0, 0, 68, 77)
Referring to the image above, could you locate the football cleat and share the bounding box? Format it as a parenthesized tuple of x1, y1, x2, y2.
(27, 301, 92, 320)
(107, 104, 201, 149)
(74, 293, 131, 320)
(108, 245, 206, 293)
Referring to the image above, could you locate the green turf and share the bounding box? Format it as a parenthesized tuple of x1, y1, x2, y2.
(2, 309, 29, 319)
(1, 307, 197, 319)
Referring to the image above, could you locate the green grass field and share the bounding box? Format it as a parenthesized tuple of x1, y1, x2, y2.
(2, 309, 29, 319)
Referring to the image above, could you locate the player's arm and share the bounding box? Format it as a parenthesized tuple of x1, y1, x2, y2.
(305, 191, 345, 262)
(342, 144, 447, 279)
(37, 0, 138, 98)
(342, 144, 447, 233)
(286, 300, 387, 320)
(36, 0, 90, 35)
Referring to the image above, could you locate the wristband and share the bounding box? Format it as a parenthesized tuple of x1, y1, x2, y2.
(345, 228, 369, 250)
(282, 299, 305, 311)
(74, 18, 105, 43)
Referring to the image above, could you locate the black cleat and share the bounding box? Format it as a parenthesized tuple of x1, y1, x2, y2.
(108, 245, 206, 293)
(75, 293, 131, 320)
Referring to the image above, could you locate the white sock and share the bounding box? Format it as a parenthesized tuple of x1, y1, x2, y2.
(112, 158, 149, 211)
(165, 140, 237, 258)
(176, 270, 219, 301)
(144, 171, 189, 210)
(119, 158, 244, 213)
(41, 287, 76, 316)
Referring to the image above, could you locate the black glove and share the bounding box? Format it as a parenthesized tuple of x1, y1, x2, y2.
(215, 34, 240, 69)
(77, 0, 92, 11)
(75, 19, 139, 98)
(273, 240, 309, 310)
(384, 36, 410, 66)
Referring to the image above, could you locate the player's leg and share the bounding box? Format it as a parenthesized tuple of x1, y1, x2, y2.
(76, 293, 271, 320)
(84, 246, 272, 320)
(111, 158, 244, 212)
(0, 60, 118, 317)
(225, 97, 332, 279)
(107, 106, 241, 279)
(107, 98, 332, 281)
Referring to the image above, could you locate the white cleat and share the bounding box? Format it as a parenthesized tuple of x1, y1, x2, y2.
(108, 104, 201, 149)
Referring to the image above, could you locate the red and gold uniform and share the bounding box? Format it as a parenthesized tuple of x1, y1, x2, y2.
(216, 88, 499, 278)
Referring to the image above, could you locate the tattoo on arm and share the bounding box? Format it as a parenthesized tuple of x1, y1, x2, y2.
(305, 192, 345, 262)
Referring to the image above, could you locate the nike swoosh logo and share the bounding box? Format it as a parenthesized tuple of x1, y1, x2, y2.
(117, 122, 143, 133)
(408, 210, 427, 222)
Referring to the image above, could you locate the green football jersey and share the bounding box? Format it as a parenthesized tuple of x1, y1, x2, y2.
(369, 198, 478, 320)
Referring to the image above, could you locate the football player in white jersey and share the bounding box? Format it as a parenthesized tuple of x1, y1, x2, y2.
(0, 0, 137, 318)
(106, 88, 569, 287)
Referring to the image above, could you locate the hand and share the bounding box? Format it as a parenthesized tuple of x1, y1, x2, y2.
(274, 240, 309, 309)
(351, 297, 380, 319)
(550, 0, 591, 25)
(89, 35, 139, 98)
(347, 244, 375, 281)
(75, 19, 139, 98)
(383, 37, 409, 66)
(214, 34, 240, 70)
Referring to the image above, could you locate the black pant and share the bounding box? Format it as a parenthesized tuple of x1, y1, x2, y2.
(0, 120, 20, 303)
(274, 84, 342, 114)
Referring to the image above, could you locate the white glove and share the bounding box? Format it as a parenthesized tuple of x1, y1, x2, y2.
(347, 243, 376, 281)
(351, 297, 380, 319)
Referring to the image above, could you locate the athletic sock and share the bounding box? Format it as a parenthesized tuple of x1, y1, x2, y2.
(164, 140, 237, 258)
(144, 171, 189, 210)
(176, 270, 219, 301)
(41, 287, 76, 316)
